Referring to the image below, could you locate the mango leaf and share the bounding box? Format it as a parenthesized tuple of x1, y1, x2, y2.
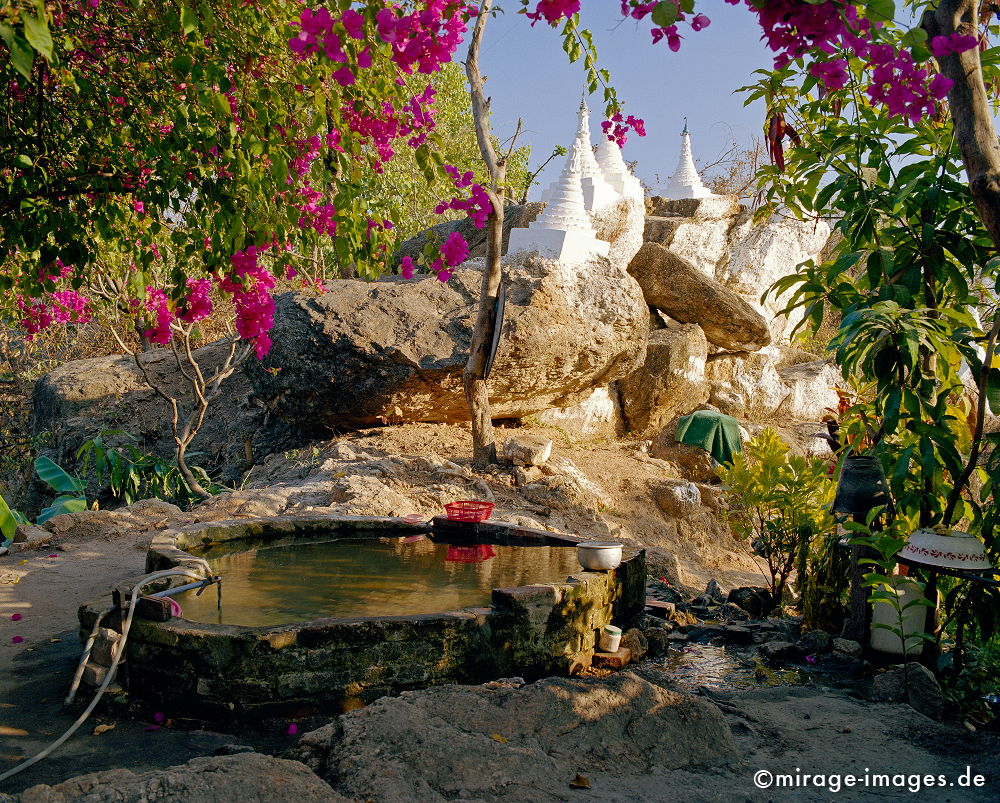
(35, 455, 85, 494)
(22, 2, 54, 62)
(986, 367, 1000, 416)
(37, 494, 87, 524)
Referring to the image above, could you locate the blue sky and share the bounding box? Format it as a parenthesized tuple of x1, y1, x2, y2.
(477, 4, 776, 197)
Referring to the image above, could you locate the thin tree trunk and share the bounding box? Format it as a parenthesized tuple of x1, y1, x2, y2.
(463, 0, 508, 468)
(925, 1, 1000, 247)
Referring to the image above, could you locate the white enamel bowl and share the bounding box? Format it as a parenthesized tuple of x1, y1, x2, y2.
(577, 541, 623, 571)
(897, 528, 993, 571)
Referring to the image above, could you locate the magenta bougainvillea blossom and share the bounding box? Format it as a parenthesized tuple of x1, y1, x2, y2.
(11, 0, 976, 357)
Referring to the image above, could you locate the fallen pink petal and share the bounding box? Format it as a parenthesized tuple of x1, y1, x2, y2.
(11, 613, 22, 621)
(153, 711, 165, 723)
(287, 723, 298, 736)
(11, 636, 23, 644)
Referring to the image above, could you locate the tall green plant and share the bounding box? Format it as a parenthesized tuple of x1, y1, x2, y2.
(746, 27, 1000, 674)
(720, 429, 836, 603)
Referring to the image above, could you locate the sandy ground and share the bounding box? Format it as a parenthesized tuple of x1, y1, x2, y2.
(0, 535, 151, 679)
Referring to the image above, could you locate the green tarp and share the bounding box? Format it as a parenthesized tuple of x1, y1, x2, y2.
(674, 410, 743, 466)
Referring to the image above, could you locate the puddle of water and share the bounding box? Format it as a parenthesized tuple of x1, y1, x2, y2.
(657, 643, 804, 692)
(174, 535, 580, 627)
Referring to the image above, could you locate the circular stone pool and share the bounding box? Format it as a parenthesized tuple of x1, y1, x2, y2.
(79, 515, 645, 720)
(175, 535, 584, 627)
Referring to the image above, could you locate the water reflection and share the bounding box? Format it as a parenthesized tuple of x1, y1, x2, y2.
(174, 536, 579, 627)
(658, 644, 803, 692)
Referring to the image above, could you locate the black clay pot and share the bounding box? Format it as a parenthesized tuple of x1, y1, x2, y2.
(832, 455, 893, 516)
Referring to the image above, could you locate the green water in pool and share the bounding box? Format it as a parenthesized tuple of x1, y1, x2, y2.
(174, 535, 581, 627)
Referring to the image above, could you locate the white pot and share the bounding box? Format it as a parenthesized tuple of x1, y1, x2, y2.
(870, 577, 927, 656)
(577, 541, 623, 571)
(599, 625, 622, 653)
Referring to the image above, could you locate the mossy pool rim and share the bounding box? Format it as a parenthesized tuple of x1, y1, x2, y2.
(79, 514, 645, 720)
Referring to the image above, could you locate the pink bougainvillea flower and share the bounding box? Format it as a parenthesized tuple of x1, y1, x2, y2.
(440, 231, 469, 267)
(400, 256, 415, 279)
(809, 58, 850, 90)
(153, 711, 165, 723)
(930, 33, 979, 58)
(287, 723, 299, 735)
(11, 613, 22, 621)
(341, 8, 365, 39)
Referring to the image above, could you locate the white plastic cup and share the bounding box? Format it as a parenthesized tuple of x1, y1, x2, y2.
(599, 624, 622, 653)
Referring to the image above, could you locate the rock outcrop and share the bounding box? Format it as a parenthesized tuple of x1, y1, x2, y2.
(10, 753, 347, 802)
(618, 321, 710, 434)
(248, 203, 648, 432)
(28, 343, 300, 503)
(394, 202, 545, 266)
(627, 242, 771, 352)
(294, 672, 738, 802)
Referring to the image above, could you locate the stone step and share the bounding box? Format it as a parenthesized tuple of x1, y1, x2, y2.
(592, 646, 632, 670)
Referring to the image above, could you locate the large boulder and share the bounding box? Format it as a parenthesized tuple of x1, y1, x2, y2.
(640, 197, 830, 346)
(705, 351, 790, 421)
(536, 385, 624, 438)
(294, 672, 738, 802)
(618, 321, 710, 434)
(777, 359, 842, 420)
(627, 242, 770, 352)
(248, 248, 648, 432)
(29, 342, 299, 503)
(643, 195, 745, 279)
(723, 213, 832, 343)
(11, 753, 347, 802)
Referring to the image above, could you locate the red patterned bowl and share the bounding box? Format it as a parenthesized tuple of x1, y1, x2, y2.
(897, 528, 993, 571)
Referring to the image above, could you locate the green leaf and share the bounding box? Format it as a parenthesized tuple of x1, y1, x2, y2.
(651, 1, 679, 27)
(6, 33, 35, 80)
(866, 0, 895, 24)
(181, 5, 199, 36)
(0, 494, 19, 542)
(37, 495, 87, 525)
(34, 455, 84, 494)
(986, 367, 1000, 416)
(22, 2, 54, 62)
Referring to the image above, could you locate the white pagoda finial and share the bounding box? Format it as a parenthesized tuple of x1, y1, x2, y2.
(575, 93, 619, 210)
(541, 92, 618, 210)
(662, 120, 714, 200)
(595, 125, 643, 201)
(508, 140, 610, 264)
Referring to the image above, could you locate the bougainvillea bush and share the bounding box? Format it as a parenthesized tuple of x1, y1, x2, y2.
(0, 0, 993, 356)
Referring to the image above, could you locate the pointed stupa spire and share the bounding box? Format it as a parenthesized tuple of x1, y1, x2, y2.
(541, 91, 618, 210)
(595, 124, 643, 200)
(575, 92, 618, 210)
(534, 141, 593, 232)
(662, 119, 713, 200)
(508, 140, 609, 264)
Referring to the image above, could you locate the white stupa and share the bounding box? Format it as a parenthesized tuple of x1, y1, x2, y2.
(542, 94, 618, 211)
(662, 120, 714, 200)
(508, 140, 610, 264)
(594, 124, 643, 200)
